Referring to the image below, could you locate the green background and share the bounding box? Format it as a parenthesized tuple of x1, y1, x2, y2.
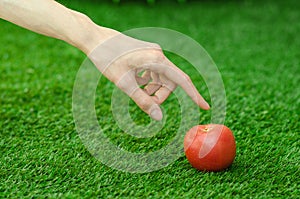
(1, 0, 299, 198)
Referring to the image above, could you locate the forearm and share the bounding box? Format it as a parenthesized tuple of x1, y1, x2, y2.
(0, 0, 119, 54)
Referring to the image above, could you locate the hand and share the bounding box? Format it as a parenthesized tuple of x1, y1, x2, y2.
(0, 1, 209, 121)
(89, 34, 210, 121)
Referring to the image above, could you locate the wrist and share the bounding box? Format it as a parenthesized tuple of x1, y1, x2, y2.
(67, 10, 120, 54)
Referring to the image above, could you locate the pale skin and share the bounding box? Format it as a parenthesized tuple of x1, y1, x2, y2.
(0, 0, 210, 121)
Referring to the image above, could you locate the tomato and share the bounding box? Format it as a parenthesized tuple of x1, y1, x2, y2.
(184, 124, 236, 172)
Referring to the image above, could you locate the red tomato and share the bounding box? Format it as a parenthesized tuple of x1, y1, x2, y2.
(184, 124, 236, 171)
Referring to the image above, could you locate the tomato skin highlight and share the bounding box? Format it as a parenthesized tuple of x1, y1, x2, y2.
(184, 124, 236, 172)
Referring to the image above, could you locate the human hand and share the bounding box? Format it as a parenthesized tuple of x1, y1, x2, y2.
(89, 34, 210, 121)
(0, 0, 209, 121)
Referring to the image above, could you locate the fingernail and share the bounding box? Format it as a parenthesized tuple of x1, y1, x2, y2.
(204, 101, 210, 110)
(150, 106, 163, 121)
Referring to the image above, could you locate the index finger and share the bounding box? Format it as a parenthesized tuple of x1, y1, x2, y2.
(162, 60, 210, 110)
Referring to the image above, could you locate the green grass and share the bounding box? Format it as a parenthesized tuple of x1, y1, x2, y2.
(1, 0, 299, 198)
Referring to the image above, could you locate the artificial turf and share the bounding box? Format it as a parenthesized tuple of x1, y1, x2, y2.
(0, 0, 299, 198)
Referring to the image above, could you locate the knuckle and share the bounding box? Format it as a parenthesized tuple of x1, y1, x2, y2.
(183, 74, 192, 83)
(144, 44, 165, 62)
(138, 97, 152, 110)
(149, 43, 162, 51)
(152, 50, 165, 63)
(117, 80, 129, 92)
(117, 84, 126, 92)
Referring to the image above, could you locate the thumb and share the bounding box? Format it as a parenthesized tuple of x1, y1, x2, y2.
(130, 88, 163, 121)
(116, 71, 163, 121)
